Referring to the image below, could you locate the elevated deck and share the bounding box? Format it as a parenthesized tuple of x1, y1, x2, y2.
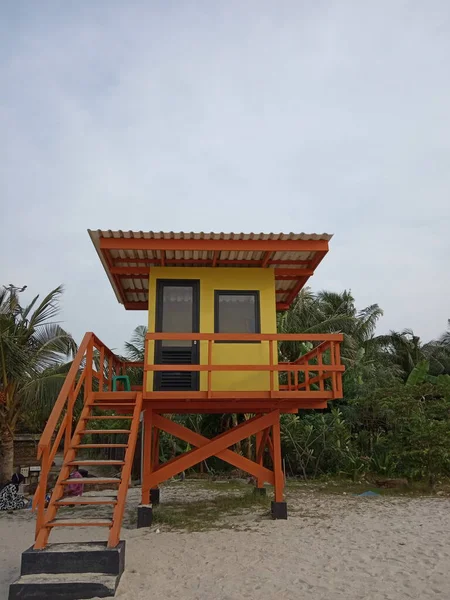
(143, 332, 344, 413)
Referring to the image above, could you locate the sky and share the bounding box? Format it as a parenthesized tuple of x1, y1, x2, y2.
(1, 1, 449, 353)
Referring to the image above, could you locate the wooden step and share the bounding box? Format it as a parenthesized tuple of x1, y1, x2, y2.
(61, 477, 120, 486)
(66, 460, 125, 467)
(80, 429, 131, 435)
(55, 496, 117, 506)
(93, 392, 137, 400)
(74, 444, 128, 449)
(47, 518, 112, 527)
(93, 403, 136, 409)
(85, 415, 132, 420)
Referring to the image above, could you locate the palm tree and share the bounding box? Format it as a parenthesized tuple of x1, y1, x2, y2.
(277, 289, 356, 363)
(124, 325, 147, 362)
(378, 328, 450, 381)
(0, 285, 76, 483)
(277, 289, 394, 393)
(123, 325, 147, 386)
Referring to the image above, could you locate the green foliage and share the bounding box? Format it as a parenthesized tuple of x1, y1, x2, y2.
(0, 284, 76, 480)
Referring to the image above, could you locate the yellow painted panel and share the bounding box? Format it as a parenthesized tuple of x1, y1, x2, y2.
(146, 268, 278, 392)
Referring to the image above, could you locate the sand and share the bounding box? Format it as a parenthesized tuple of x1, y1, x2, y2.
(1, 483, 450, 600)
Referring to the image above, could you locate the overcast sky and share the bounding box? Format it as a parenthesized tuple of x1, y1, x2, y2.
(1, 1, 449, 352)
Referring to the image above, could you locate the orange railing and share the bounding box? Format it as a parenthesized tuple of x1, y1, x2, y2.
(144, 333, 344, 398)
(33, 332, 143, 532)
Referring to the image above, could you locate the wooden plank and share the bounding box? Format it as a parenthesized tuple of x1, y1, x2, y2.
(48, 519, 112, 527)
(80, 429, 130, 434)
(145, 332, 344, 342)
(144, 364, 345, 372)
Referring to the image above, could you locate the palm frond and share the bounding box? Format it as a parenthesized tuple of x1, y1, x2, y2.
(27, 286, 64, 331)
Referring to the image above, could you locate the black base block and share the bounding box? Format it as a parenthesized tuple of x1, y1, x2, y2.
(9, 541, 125, 600)
(9, 575, 119, 600)
(137, 505, 153, 528)
(20, 541, 125, 575)
(150, 487, 160, 505)
(271, 501, 288, 519)
(253, 487, 267, 496)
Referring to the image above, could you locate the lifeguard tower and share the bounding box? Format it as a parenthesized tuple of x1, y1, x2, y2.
(9, 230, 344, 600)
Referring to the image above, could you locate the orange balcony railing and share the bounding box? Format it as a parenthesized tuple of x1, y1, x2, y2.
(144, 333, 344, 403)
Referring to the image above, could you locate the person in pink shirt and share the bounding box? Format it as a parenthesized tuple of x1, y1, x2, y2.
(67, 465, 84, 497)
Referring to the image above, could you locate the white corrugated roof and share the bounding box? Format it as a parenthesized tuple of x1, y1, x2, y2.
(88, 230, 332, 310)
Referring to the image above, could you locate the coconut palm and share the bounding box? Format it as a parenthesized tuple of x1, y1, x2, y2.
(277, 288, 395, 393)
(0, 285, 76, 483)
(377, 328, 450, 381)
(122, 325, 147, 386)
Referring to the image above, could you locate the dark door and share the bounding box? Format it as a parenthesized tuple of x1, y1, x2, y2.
(154, 280, 200, 391)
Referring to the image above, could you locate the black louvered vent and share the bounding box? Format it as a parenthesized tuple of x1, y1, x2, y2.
(158, 347, 194, 391)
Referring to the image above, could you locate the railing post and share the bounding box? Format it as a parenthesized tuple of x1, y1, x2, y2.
(330, 341, 337, 395)
(108, 355, 113, 391)
(207, 340, 212, 398)
(269, 340, 274, 395)
(304, 361, 310, 392)
(85, 338, 94, 401)
(99, 345, 105, 391)
(318, 350, 324, 391)
(335, 341, 342, 397)
(143, 338, 148, 395)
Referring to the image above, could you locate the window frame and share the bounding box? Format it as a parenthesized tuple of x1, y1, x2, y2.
(214, 290, 261, 343)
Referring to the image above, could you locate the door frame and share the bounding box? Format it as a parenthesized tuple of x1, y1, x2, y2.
(154, 279, 201, 391)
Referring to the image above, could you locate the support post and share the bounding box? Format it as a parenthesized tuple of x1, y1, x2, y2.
(150, 426, 160, 504)
(271, 410, 287, 519)
(142, 409, 152, 505)
(255, 419, 265, 493)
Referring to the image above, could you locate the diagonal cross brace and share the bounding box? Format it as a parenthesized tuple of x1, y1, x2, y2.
(152, 414, 275, 484)
(148, 412, 278, 488)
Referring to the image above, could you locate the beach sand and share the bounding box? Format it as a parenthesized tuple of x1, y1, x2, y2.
(1, 482, 449, 600)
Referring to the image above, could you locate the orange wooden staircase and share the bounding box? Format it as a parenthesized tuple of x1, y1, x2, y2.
(33, 334, 144, 550)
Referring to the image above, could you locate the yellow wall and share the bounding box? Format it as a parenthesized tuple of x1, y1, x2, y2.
(146, 267, 278, 391)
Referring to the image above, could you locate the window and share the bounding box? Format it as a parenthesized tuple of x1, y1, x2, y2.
(214, 291, 260, 340)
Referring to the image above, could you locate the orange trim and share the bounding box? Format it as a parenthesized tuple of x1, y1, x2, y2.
(124, 302, 148, 310)
(100, 237, 329, 252)
(111, 266, 150, 275)
(274, 268, 314, 278)
(145, 332, 344, 342)
(261, 251, 272, 267)
(144, 364, 344, 372)
(113, 257, 311, 266)
(284, 250, 327, 306)
(143, 391, 333, 399)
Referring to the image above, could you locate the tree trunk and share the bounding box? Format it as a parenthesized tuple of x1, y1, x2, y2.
(0, 424, 14, 485)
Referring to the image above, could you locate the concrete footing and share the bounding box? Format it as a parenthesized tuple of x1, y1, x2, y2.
(150, 488, 160, 505)
(271, 501, 288, 519)
(137, 504, 153, 528)
(9, 541, 125, 599)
